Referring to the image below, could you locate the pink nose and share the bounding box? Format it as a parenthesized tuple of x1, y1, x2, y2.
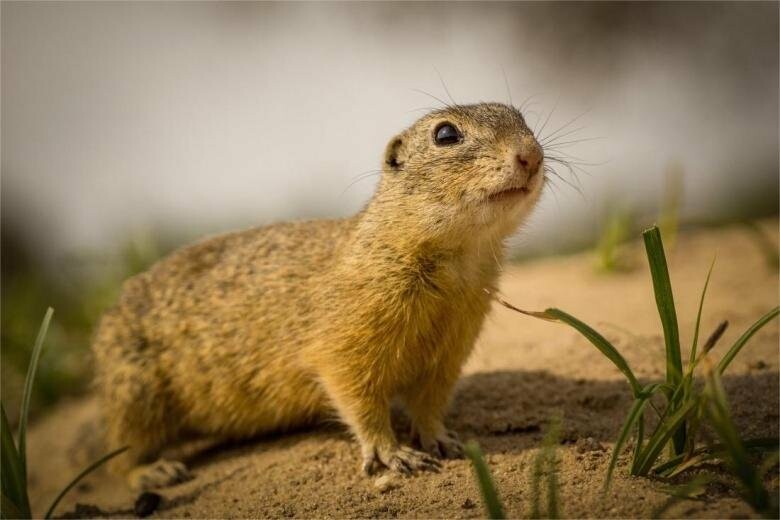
(516, 140, 543, 177)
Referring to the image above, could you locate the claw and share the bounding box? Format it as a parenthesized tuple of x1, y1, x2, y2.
(362, 450, 382, 475)
(418, 429, 464, 460)
(362, 444, 442, 476)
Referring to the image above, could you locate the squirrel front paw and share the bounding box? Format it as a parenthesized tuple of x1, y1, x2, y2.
(413, 428, 464, 459)
(361, 444, 441, 476)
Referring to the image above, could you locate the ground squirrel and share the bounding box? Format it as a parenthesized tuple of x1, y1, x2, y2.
(92, 102, 545, 490)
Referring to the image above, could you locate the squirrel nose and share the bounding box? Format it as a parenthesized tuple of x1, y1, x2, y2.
(516, 140, 543, 177)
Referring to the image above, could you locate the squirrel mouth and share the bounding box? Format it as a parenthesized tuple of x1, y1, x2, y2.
(487, 186, 529, 202)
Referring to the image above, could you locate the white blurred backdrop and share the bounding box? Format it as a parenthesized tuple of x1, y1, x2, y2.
(2, 2, 778, 268)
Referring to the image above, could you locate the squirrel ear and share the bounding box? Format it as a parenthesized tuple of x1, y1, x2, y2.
(384, 135, 406, 170)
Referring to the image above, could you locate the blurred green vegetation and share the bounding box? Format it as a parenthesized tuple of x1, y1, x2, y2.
(741, 221, 779, 271)
(658, 162, 684, 251)
(1, 226, 168, 425)
(594, 163, 683, 274)
(595, 205, 635, 273)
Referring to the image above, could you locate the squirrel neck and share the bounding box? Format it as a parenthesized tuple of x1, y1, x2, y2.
(346, 185, 507, 274)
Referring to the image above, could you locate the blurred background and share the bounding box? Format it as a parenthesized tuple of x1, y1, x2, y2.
(2, 2, 778, 417)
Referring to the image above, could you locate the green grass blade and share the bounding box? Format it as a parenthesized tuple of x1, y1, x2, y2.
(758, 451, 779, 477)
(527, 414, 563, 519)
(682, 400, 704, 463)
(605, 396, 648, 489)
(491, 296, 642, 397)
(464, 441, 505, 519)
(642, 226, 684, 454)
(544, 308, 642, 396)
(634, 399, 698, 476)
(717, 306, 779, 375)
(653, 437, 780, 477)
(529, 444, 542, 519)
(652, 474, 712, 519)
(492, 294, 642, 397)
(18, 307, 54, 476)
(633, 384, 666, 475)
(543, 414, 562, 520)
(2, 491, 26, 520)
(642, 226, 683, 384)
(658, 451, 715, 479)
(547, 455, 560, 520)
(633, 408, 645, 471)
(1, 404, 30, 519)
(704, 365, 774, 517)
(689, 257, 716, 368)
(44, 446, 128, 519)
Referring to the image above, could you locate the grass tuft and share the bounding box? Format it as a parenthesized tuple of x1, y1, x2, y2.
(1, 309, 127, 519)
(495, 225, 779, 515)
(466, 418, 564, 520)
(702, 356, 778, 518)
(528, 414, 562, 519)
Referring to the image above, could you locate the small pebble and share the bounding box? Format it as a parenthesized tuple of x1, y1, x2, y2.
(374, 474, 399, 493)
(461, 498, 476, 509)
(75, 481, 92, 493)
(134, 491, 161, 518)
(66, 504, 104, 519)
(576, 436, 605, 453)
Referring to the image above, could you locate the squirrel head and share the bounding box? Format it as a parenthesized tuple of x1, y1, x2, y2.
(376, 103, 545, 243)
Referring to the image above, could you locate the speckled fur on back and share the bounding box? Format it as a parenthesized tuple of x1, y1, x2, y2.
(92, 103, 545, 488)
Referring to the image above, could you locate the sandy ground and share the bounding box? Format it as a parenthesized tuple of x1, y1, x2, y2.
(26, 220, 779, 519)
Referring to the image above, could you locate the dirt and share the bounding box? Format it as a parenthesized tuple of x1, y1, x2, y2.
(26, 220, 779, 518)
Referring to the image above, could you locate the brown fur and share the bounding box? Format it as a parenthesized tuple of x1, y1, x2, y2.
(92, 102, 545, 489)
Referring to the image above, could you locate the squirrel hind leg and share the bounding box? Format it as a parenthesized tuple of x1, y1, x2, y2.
(103, 395, 190, 490)
(93, 306, 188, 488)
(97, 350, 186, 488)
(101, 370, 189, 488)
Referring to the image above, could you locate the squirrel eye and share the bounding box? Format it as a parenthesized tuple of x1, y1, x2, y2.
(434, 123, 462, 146)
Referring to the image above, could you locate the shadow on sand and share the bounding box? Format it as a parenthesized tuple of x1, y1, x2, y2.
(53, 368, 777, 518)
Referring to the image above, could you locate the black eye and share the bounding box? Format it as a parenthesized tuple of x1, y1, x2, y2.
(434, 123, 461, 146)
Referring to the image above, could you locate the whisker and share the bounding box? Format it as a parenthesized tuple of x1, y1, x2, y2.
(546, 157, 588, 188)
(534, 94, 560, 139)
(501, 66, 513, 107)
(340, 170, 384, 197)
(519, 92, 543, 113)
(538, 108, 592, 145)
(435, 68, 457, 105)
(552, 160, 584, 189)
(407, 106, 444, 114)
(545, 154, 602, 170)
(545, 165, 584, 198)
(543, 149, 590, 162)
(524, 109, 543, 127)
(412, 88, 454, 111)
(543, 135, 605, 149)
(543, 175, 562, 208)
(541, 125, 587, 147)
